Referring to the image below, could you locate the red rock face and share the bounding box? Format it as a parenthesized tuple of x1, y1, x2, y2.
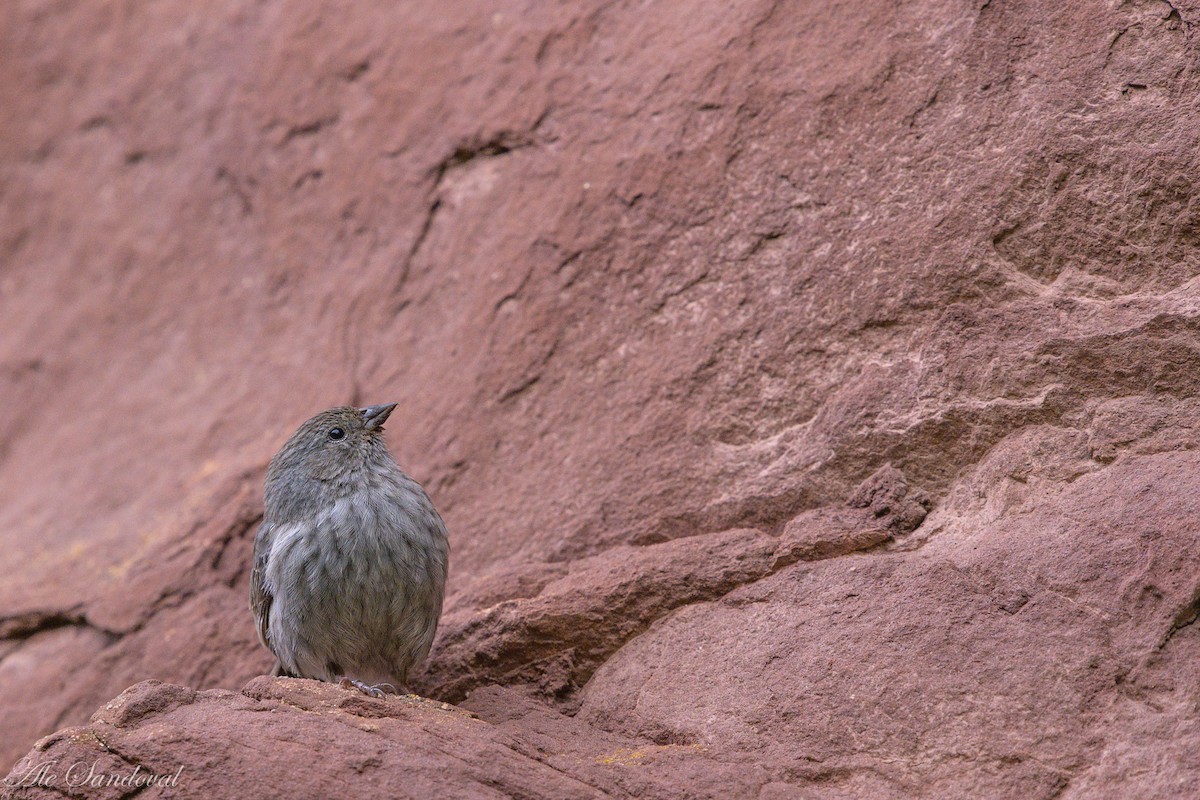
(3, 0, 1200, 797)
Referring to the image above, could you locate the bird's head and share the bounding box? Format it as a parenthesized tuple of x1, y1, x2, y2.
(265, 404, 399, 512)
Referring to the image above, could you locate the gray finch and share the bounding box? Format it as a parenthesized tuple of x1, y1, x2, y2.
(250, 404, 449, 697)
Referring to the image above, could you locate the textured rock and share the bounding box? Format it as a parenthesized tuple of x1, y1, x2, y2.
(4, 0, 1200, 797)
(4, 678, 744, 800)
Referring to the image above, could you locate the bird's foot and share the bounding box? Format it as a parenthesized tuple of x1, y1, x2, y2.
(337, 677, 399, 698)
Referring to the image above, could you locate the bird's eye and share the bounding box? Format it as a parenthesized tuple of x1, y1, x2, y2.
(328, 427, 346, 441)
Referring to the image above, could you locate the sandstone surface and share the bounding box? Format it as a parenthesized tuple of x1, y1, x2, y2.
(4, 0, 1200, 797)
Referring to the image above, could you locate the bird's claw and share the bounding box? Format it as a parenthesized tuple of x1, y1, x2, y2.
(337, 677, 398, 698)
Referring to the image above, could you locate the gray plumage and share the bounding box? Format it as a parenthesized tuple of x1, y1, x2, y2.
(250, 404, 449, 695)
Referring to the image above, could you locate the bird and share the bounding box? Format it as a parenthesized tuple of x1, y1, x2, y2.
(249, 403, 449, 698)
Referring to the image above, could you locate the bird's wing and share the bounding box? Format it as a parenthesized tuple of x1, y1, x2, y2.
(249, 520, 276, 652)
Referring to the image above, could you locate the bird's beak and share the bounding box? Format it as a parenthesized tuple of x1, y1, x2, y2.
(361, 403, 398, 431)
